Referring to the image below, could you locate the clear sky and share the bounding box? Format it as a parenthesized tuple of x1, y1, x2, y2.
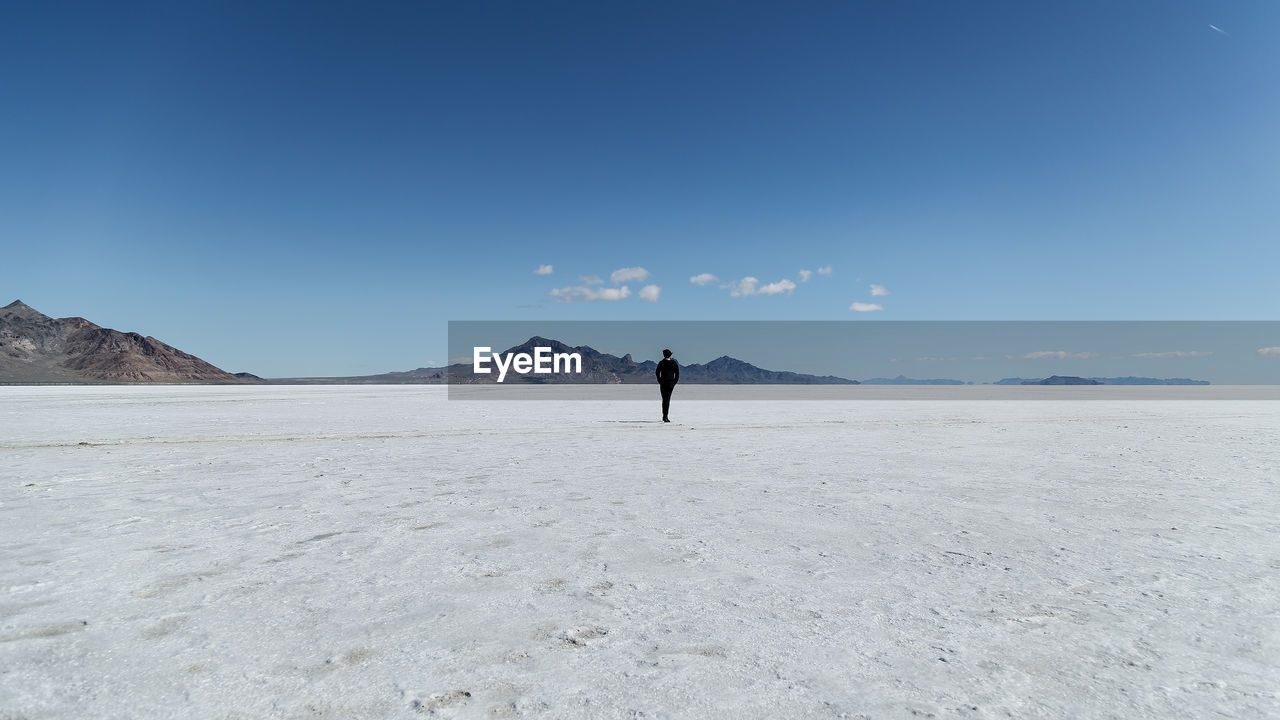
(2, 1, 1277, 377)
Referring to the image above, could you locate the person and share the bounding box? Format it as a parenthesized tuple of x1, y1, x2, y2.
(655, 348, 679, 422)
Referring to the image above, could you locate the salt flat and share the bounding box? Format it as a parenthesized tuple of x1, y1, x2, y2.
(1, 386, 1277, 719)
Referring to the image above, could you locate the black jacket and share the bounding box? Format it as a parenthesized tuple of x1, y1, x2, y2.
(656, 357, 679, 385)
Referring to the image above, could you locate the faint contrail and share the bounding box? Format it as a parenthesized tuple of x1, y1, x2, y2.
(1209, 24, 1231, 37)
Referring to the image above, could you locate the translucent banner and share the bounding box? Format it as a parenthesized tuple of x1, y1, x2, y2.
(446, 321, 1280, 400)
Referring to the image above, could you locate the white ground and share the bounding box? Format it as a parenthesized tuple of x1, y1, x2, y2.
(1, 386, 1277, 719)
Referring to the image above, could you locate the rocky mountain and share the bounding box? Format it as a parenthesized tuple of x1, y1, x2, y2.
(0, 300, 256, 384)
(271, 336, 859, 385)
(679, 355, 857, 384)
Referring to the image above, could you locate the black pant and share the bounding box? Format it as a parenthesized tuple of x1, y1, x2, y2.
(659, 383, 675, 419)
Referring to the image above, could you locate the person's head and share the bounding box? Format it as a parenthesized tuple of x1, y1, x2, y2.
(662, 348, 672, 358)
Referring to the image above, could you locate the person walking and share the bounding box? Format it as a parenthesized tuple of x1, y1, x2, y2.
(655, 348, 679, 422)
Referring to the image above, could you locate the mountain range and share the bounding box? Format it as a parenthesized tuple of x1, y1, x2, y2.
(0, 301, 1216, 386)
(993, 376, 1211, 386)
(272, 336, 861, 385)
(861, 375, 967, 385)
(0, 300, 253, 384)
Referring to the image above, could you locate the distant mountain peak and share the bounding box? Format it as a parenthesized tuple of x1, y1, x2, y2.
(2, 299, 52, 322)
(1022, 375, 1102, 386)
(510, 335, 577, 352)
(861, 375, 965, 385)
(0, 301, 257, 384)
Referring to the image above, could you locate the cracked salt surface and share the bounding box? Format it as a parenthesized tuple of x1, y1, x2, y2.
(1, 385, 1277, 719)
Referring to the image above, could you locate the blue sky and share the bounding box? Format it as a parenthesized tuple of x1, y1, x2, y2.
(2, 1, 1277, 376)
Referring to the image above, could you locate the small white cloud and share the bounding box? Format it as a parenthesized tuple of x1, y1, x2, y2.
(728, 277, 759, 297)
(817, 265, 833, 276)
(1258, 347, 1280, 357)
(689, 273, 719, 286)
(594, 286, 631, 301)
(849, 302, 883, 312)
(611, 267, 650, 284)
(533, 264, 554, 275)
(639, 284, 661, 302)
(1209, 24, 1231, 37)
(728, 277, 796, 297)
(579, 274, 603, 285)
(757, 279, 796, 295)
(548, 285, 632, 303)
(1132, 351, 1213, 358)
(1005, 350, 1099, 360)
(797, 269, 813, 283)
(870, 284, 890, 297)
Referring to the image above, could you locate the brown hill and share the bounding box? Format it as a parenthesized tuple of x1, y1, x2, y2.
(0, 300, 256, 384)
